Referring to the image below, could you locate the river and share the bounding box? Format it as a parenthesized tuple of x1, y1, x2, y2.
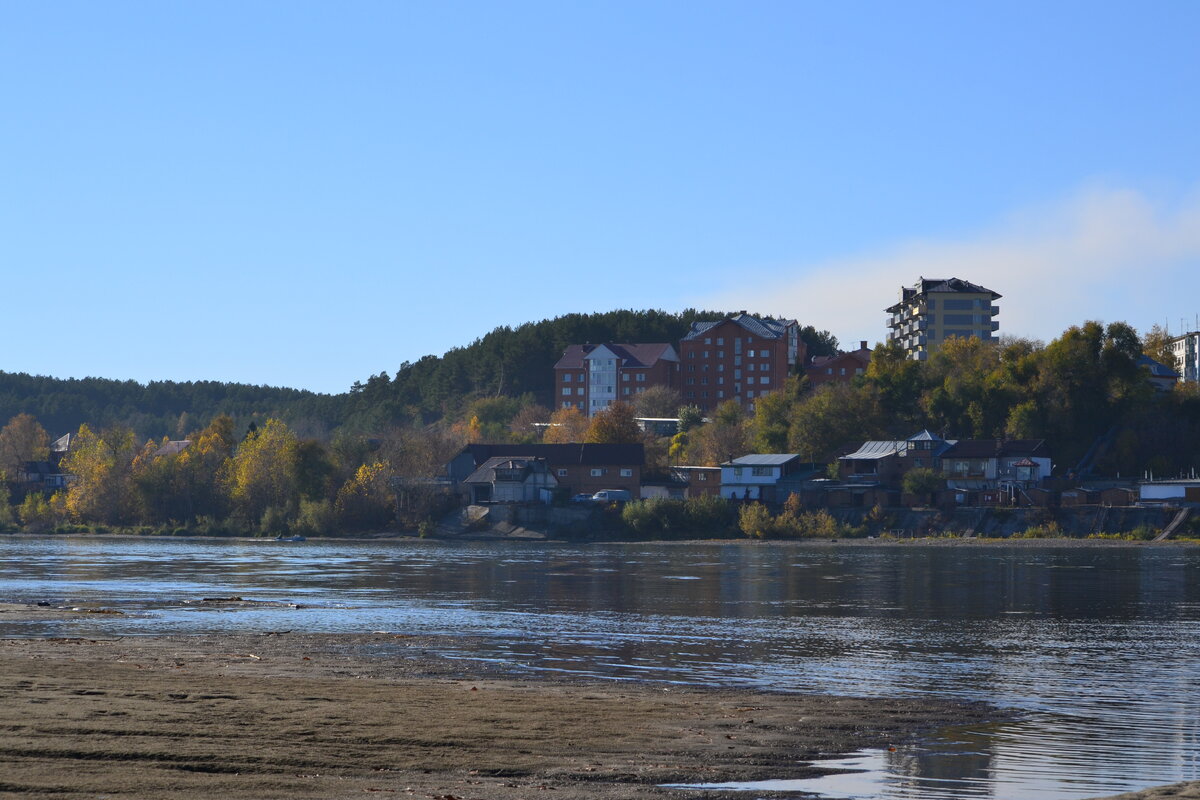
(1, 536, 1198, 799)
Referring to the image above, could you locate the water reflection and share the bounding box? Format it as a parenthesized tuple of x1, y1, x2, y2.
(2, 538, 1199, 798)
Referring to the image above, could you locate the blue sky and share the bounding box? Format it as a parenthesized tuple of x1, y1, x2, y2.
(3, 1, 1198, 394)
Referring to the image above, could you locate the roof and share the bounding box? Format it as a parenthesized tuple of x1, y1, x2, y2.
(1011, 458, 1039, 467)
(154, 440, 192, 457)
(463, 456, 553, 485)
(51, 433, 73, 452)
(554, 343, 678, 370)
(807, 349, 871, 369)
(722, 453, 802, 467)
(1138, 354, 1179, 379)
(940, 439, 1048, 459)
(682, 313, 796, 342)
(839, 441, 907, 460)
(887, 277, 1001, 311)
(907, 429, 944, 442)
(460, 443, 644, 467)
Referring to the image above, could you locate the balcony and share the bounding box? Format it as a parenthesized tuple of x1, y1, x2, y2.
(991, 321, 1000, 331)
(989, 304, 1000, 316)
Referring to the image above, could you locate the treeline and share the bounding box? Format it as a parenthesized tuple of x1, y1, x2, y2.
(2, 309, 838, 441)
(0, 413, 461, 536)
(745, 321, 1200, 476)
(0, 372, 344, 442)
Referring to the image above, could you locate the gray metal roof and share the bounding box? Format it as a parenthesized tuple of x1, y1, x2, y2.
(682, 314, 796, 342)
(724, 453, 802, 466)
(839, 441, 907, 460)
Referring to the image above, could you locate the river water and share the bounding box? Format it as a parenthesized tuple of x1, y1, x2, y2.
(1, 537, 1198, 799)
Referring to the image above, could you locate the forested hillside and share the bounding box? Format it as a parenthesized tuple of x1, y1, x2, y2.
(3, 309, 838, 439)
(340, 309, 838, 430)
(0, 373, 344, 441)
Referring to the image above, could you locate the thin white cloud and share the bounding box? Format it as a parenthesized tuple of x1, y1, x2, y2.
(696, 185, 1200, 346)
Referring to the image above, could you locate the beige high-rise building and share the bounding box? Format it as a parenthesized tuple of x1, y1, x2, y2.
(886, 278, 1000, 360)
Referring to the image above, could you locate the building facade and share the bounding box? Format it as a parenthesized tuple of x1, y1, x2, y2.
(677, 313, 804, 412)
(446, 443, 644, 499)
(805, 341, 872, 386)
(1169, 332, 1200, 383)
(886, 278, 1001, 360)
(553, 343, 680, 416)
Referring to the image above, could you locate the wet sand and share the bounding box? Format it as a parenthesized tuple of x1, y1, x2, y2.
(0, 620, 984, 800)
(0, 603, 1193, 800)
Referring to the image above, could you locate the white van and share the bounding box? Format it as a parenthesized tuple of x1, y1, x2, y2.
(591, 489, 633, 503)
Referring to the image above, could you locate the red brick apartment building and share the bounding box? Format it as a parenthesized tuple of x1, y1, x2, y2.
(677, 314, 804, 412)
(553, 343, 680, 416)
(805, 341, 872, 386)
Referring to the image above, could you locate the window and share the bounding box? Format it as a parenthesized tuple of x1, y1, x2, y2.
(623, 387, 630, 395)
(748, 362, 755, 371)
(700, 391, 708, 398)
(636, 386, 645, 393)
(688, 364, 696, 372)
(700, 377, 708, 385)
(622, 373, 629, 381)
(562, 401, 572, 409)
(717, 377, 724, 385)
(717, 337, 724, 345)
(702, 364, 709, 372)
(698, 472, 707, 482)
(703, 351, 709, 358)
(752, 467, 772, 476)
(636, 373, 646, 382)
(747, 349, 755, 357)
(704, 338, 711, 344)
(760, 362, 769, 372)
(717, 390, 724, 398)
(563, 373, 572, 383)
(747, 390, 755, 398)
(734, 467, 743, 477)
(689, 351, 695, 359)
(826, 368, 833, 374)
(557, 469, 568, 477)
(687, 377, 695, 385)
(717, 351, 725, 358)
(734, 369, 741, 378)
(717, 364, 724, 372)
(620, 468, 632, 477)
(590, 468, 607, 477)
(577, 387, 584, 395)
(579, 372, 585, 381)
(839, 368, 846, 375)
(686, 391, 695, 398)
(562, 387, 571, 395)
(759, 377, 769, 386)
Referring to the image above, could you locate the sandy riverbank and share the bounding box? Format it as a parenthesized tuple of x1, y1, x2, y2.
(0, 617, 983, 800)
(0, 604, 1195, 800)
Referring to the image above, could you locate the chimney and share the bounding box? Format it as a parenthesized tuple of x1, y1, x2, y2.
(860, 340, 868, 351)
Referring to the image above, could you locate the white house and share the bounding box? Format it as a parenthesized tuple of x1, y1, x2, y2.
(719, 454, 811, 502)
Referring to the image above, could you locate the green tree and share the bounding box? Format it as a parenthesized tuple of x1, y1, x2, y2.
(61, 424, 138, 524)
(0, 413, 50, 479)
(584, 402, 642, 444)
(223, 418, 299, 524)
(633, 386, 683, 418)
(902, 467, 945, 505)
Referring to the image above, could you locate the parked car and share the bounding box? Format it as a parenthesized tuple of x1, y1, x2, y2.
(591, 489, 633, 503)
(570, 493, 596, 504)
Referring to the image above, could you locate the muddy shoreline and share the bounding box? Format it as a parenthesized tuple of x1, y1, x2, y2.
(0, 628, 993, 800)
